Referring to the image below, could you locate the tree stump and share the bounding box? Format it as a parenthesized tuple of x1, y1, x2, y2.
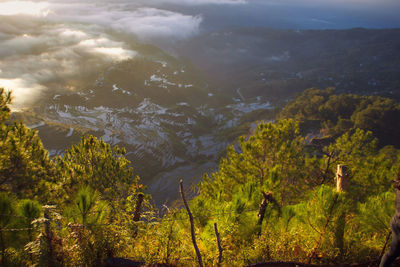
(336, 164, 349, 192)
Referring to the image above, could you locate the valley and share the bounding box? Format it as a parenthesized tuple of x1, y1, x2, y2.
(13, 28, 400, 204)
(2, 1, 400, 265)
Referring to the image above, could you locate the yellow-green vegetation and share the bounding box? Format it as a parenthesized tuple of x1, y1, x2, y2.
(279, 87, 400, 147)
(1, 87, 400, 266)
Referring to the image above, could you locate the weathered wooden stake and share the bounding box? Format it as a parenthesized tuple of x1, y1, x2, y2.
(336, 164, 349, 192)
(257, 191, 281, 236)
(179, 179, 203, 267)
(44, 209, 54, 267)
(132, 193, 144, 238)
(165, 220, 175, 264)
(257, 191, 273, 227)
(335, 165, 349, 259)
(133, 193, 144, 222)
(214, 223, 223, 267)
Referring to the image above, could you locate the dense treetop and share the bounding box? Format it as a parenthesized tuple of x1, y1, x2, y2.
(279, 88, 400, 147)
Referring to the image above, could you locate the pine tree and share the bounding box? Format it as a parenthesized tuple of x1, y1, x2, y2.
(0, 89, 55, 201)
(0, 193, 14, 266)
(57, 135, 135, 204)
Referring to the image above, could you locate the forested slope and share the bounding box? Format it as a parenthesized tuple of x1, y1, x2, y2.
(1, 88, 400, 266)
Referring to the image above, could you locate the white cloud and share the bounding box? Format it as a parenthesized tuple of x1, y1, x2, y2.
(45, 3, 202, 41)
(108, 8, 202, 41)
(0, 21, 138, 109)
(1, 1, 205, 41)
(59, 29, 88, 39)
(0, 1, 50, 16)
(0, 0, 207, 109)
(0, 78, 46, 110)
(144, 0, 247, 5)
(35, 0, 247, 6)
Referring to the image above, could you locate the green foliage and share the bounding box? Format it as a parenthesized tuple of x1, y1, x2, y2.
(357, 191, 394, 235)
(324, 129, 400, 200)
(293, 185, 351, 261)
(280, 88, 400, 147)
(57, 135, 135, 204)
(279, 87, 335, 122)
(200, 119, 306, 204)
(65, 187, 108, 226)
(0, 193, 15, 266)
(351, 96, 400, 147)
(0, 193, 14, 228)
(0, 90, 55, 201)
(0, 90, 147, 266)
(0, 89, 11, 123)
(17, 199, 41, 246)
(18, 199, 41, 224)
(1, 86, 400, 265)
(343, 191, 396, 260)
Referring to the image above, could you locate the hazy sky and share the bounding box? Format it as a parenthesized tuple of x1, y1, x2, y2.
(0, 0, 399, 109)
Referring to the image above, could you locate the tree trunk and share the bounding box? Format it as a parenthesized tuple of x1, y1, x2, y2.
(0, 230, 6, 267)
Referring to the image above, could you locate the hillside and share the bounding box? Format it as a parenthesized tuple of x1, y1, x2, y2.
(2, 86, 400, 265)
(10, 28, 400, 204)
(1, 0, 400, 264)
(11, 43, 276, 203)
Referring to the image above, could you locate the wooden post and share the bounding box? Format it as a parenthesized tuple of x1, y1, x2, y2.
(335, 165, 349, 259)
(257, 191, 272, 226)
(132, 193, 144, 238)
(44, 209, 54, 267)
(133, 193, 144, 222)
(257, 191, 271, 236)
(257, 192, 280, 235)
(179, 179, 203, 267)
(214, 223, 223, 267)
(165, 220, 175, 264)
(336, 164, 349, 192)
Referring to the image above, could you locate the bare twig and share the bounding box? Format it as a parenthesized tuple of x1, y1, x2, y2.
(307, 194, 339, 264)
(379, 231, 392, 260)
(179, 179, 203, 267)
(214, 223, 223, 267)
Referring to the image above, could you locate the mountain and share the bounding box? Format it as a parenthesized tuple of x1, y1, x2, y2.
(177, 28, 400, 101)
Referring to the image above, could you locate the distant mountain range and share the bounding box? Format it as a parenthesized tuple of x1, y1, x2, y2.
(178, 28, 400, 101)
